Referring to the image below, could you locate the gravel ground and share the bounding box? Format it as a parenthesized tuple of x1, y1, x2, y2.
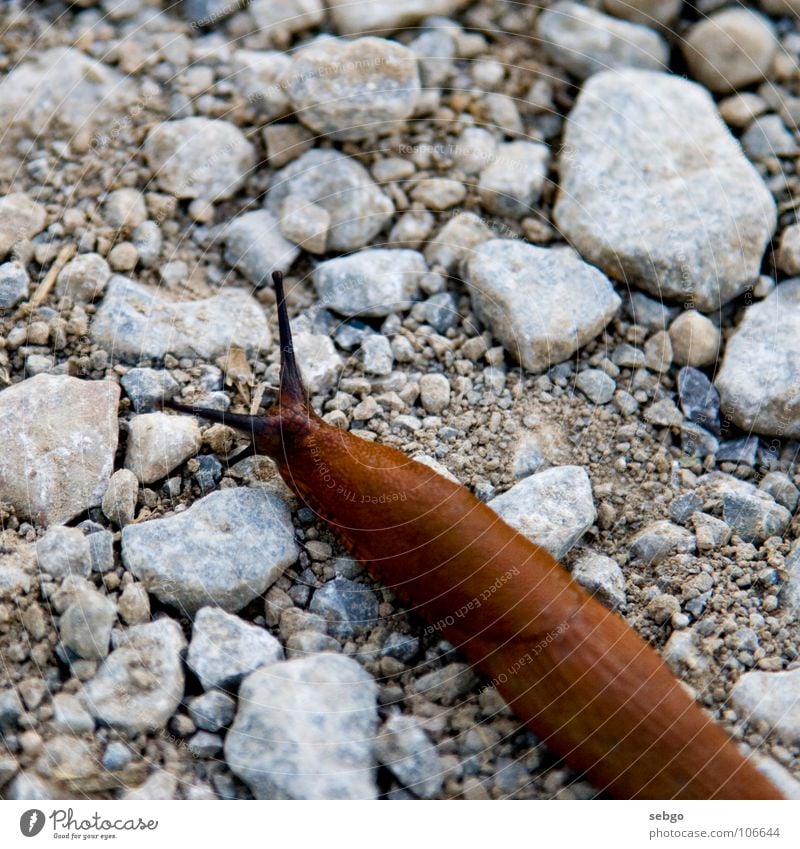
(2, 0, 800, 800)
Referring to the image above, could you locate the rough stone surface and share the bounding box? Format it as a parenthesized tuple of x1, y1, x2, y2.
(313, 249, 425, 317)
(576, 369, 616, 405)
(59, 587, 116, 661)
(249, 0, 325, 44)
(0, 262, 30, 309)
(328, 0, 469, 36)
(122, 487, 298, 614)
(465, 240, 620, 373)
(629, 520, 696, 564)
(286, 36, 420, 141)
(91, 276, 270, 364)
(309, 577, 380, 637)
(731, 668, 800, 745)
(602, 0, 681, 26)
(223, 210, 300, 285)
(0, 375, 119, 526)
(489, 465, 596, 559)
(716, 280, 800, 437)
(144, 118, 255, 201)
(425, 212, 493, 273)
(374, 714, 442, 799)
(225, 654, 379, 799)
(229, 49, 292, 119)
(266, 149, 394, 252)
(56, 253, 111, 302)
(0, 193, 47, 258)
(477, 141, 550, 218)
(293, 332, 343, 394)
(186, 606, 284, 691)
(555, 70, 776, 312)
(669, 311, 721, 368)
(124, 412, 202, 485)
(538, 2, 669, 80)
(571, 553, 626, 609)
(101, 468, 139, 527)
(722, 491, 791, 544)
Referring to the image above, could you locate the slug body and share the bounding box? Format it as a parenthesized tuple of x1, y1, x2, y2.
(169, 272, 782, 800)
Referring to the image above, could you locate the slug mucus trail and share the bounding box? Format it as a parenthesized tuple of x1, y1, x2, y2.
(165, 270, 784, 800)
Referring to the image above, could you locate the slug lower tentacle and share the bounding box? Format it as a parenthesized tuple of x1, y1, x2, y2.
(166, 270, 783, 800)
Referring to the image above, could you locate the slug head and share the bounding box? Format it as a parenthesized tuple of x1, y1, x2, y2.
(164, 270, 315, 461)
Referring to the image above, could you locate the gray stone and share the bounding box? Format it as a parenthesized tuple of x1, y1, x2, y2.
(0, 194, 46, 258)
(187, 690, 236, 731)
(52, 693, 95, 734)
(188, 731, 223, 758)
(309, 577, 380, 637)
(0, 262, 29, 309)
(328, 0, 468, 35)
(374, 714, 442, 799)
(603, 0, 681, 26)
(104, 188, 147, 232)
(537, 2, 668, 80)
(279, 194, 330, 254)
(101, 468, 139, 527)
(629, 520, 696, 564)
(102, 741, 133, 771)
(91, 276, 270, 364)
(293, 332, 343, 394)
(415, 292, 459, 333)
(419, 373, 450, 414)
(722, 491, 790, 544)
(382, 631, 419, 663)
(643, 398, 682, 428)
(669, 492, 703, 525)
(81, 618, 186, 735)
(731, 668, 800, 744)
(411, 178, 466, 211)
(411, 662, 478, 704)
(678, 366, 720, 435)
(360, 334, 394, 376)
(716, 436, 759, 466)
(144, 118, 255, 201)
(452, 126, 498, 175)
(576, 369, 615, 404)
(225, 654, 379, 799)
(121, 769, 178, 801)
(230, 49, 292, 119)
(758, 472, 799, 512)
(0, 688, 23, 730)
(477, 141, 549, 218)
(314, 249, 425, 317)
(0, 375, 119, 526)
(249, 0, 325, 44)
(120, 368, 179, 414)
(424, 212, 492, 273)
(5, 772, 54, 800)
(286, 629, 341, 658)
(555, 70, 776, 312)
(465, 240, 620, 373)
(117, 582, 151, 626)
(742, 115, 798, 161)
(286, 36, 420, 141)
(571, 553, 626, 609)
(56, 253, 111, 302)
(35, 526, 92, 579)
(266, 149, 394, 252)
(682, 423, 717, 461)
(778, 224, 800, 276)
(683, 8, 777, 94)
(123, 487, 298, 614)
(0, 46, 136, 135)
(187, 606, 284, 691)
(409, 27, 455, 88)
(132, 221, 162, 268)
(59, 587, 116, 660)
(124, 412, 201, 485)
(716, 280, 800, 437)
(223, 210, 300, 286)
(489, 465, 596, 559)
(692, 513, 732, 552)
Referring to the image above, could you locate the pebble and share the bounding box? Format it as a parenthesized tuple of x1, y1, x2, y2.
(389, 210, 435, 249)
(537, 2, 668, 80)
(120, 368, 179, 414)
(411, 178, 466, 211)
(132, 221, 162, 268)
(718, 92, 767, 129)
(56, 253, 111, 302)
(101, 468, 139, 527)
(683, 9, 778, 94)
(5, 772, 53, 800)
(35, 526, 90, 579)
(314, 249, 425, 317)
(692, 513, 732, 552)
(0, 688, 24, 730)
(287, 36, 420, 141)
(731, 668, 800, 744)
(777, 224, 800, 275)
(716, 280, 800, 437)
(327, 0, 469, 36)
(81, 618, 186, 735)
(291, 331, 343, 395)
(194, 455, 223, 492)
(419, 373, 451, 414)
(358, 334, 392, 376)
(223, 210, 300, 285)
(279, 195, 330, 254)
(263, 123, 314, 168)
(0, 262, 29, 309)
(716, 436, 759, 467)
(266, 149, 394, 252)
(382, 631, 419, 663)
(51, 693, 94, 734)
(576, 368, 615, 405)
(602, 0, 681, 26)
(229, 49, 292, 119)
(415, 292, 458, 333)
(742, 115, 798, 161)
(758, 471, 799, 512)
(187, 689, 236, 732)
(107, 242, 138, 272)
(412, 662, 478, 705)
(0, 375, 119, 526)
(104, 188, 147, 232)
(144, 118, 255, 201)
(0, 46, 135, 135)
(489, 465, 596, 559)
(722, 490, 791, 544)
(225, 654, 379, 799)
(124, 412, 202, 485)
(477, 141, 550, 218)
(122, 487, 298, 614)
(117, 582, 151, 625)
(453, 126, 498, 175)
(465, 240, 620, 373)
(0, 193, 46, 258)
(121, 770, 178, 801)
(187, 606, 284, 691)
(309, 577, 380, 637)
(249, 0, 324, 44)
(424, 212, 492, 272)
(571, 553, 626, 609)
(669, 311, 721, 368)
(643, 398, 682, 428)
(555, 70, 776, 312)
(91, 276, 270, 364)
(59, 587, 116, 660)
(374, 714, 442, 799)
(669, 492, 703, 525)
(677, 366, 721, 435)
(187, 731, 222, 759)
(629, 520, 696, 565)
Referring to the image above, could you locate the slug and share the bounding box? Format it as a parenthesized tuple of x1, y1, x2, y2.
(166, 271, 783, 800)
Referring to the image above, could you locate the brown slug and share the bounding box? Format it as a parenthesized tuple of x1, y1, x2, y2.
(166, 270, 783, 800)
